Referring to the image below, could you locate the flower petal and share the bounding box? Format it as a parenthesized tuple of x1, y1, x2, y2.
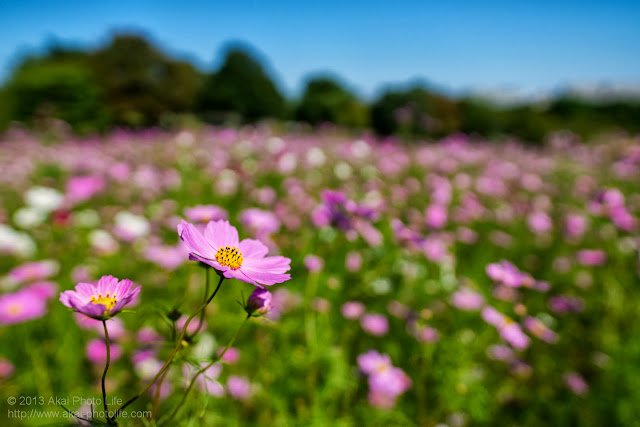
(237, 238, 269, 259)
(204, 220, 239, 249)
(242, 256, 291, 273)
(178, 220, 216, 259)
(239, 267, 291, 286)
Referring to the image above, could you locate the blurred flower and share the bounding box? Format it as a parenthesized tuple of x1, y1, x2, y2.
(341, 301, 365, 319)
(487, 344, 514, 362)
(113, 211, 150, 241)
(176, 315, 207, 335)
(450, 288, 485, 311)
(178, 219, 291, 287)
(59, 275, 140, 320)
(564, 372, 588, 395)
(227, 375, 252, 401)
(184, 363, 224, 396)
(0, 357, 14, 378)
(88, 230, 119, 255)
(523, 316, 558, 344)
(0, 224, 36, 257)
(66, 175, 105, 203)
(86, 339, 122, 364)
(184, 205, 227, 223)
(414, 325, 440, 343)
(303, 254, 324, 272)
(7, 260, 59, 285)
(361, 314, 389, 336)
(548, 295, 585, 314)
(345, 251, 362, 272)
(13, 207, 47, 228)
(358, 350, 411, 409)
(217, 347, 240, 364)
(576, 249, 607, 266)
(425, 204, 448, 229)
(24, 186, 64, 212)
(0, 288, 48, 324)
(145, 242, 189, 270)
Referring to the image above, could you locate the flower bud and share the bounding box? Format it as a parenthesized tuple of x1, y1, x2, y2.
(245, 288, 273, 316)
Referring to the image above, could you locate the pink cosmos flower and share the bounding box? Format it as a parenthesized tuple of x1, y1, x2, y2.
(66, 175, 105, 203)
(246, 288, 273, 316)
(303, 254, 324, 272)
(357, 350, 411, 409)
(361, 314, 389, 336)
(451, 288, 485, 311)
(59, 275, 140, 320)
(0, 357, 14, 378)
(564, 372, 588, 395)
(0, 289, 48, 324)
(341, 301, 365, 319)
(227, 375, 252, 401)
(523, 316, 558, 344)
(184, 205, 228, 223)
(576, 249, 607, 266)
(357, 350, 392, 375)
(177, 219, 291, 287)
(86, 339, 122, 364)
(176, 315, 207, 335)
(217, 347, 240, 364)
(7, 260, 59, 284)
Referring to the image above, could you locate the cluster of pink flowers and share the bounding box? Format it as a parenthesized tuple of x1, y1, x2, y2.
(482, 307, 531, 350)
(358, 350, 411, 409)
(312, 190, 382, 246)
(0, 260, 59, 325)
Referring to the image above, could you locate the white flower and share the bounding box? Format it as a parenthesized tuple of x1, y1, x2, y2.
(0, 224, 36, 257)
(114, 212, 150, 241)
(13, 207, 46, 228)
(24, 186, 64, 212)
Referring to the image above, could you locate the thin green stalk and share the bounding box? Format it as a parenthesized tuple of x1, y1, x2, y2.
(112, 276, 225, 420)
(101, 321, 111, 422)
(160, 314, 251, 426)
(191, 267, 211, 338)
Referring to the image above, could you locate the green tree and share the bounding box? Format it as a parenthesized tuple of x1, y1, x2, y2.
(295, 77, 368, 128)
(4, 54, 108, 133)
(197, 46, 285, 123)
(91, 34, 201, 127)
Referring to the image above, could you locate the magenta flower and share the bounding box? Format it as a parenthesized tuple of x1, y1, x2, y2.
(341, 301, 365, 319)
(59, 275, 140, 320)
(0, 289, 48, 324)
(7, 260, 59, 284)
(564, 372, 589, 395)
(86, 338, 122, 364)
(450, 288, 485, 311)
(227, 375, 252, 401)
(361, 314, 389, 336)
(0, 357, 14, 379)
(184, 205, 228, 223)
(245, 288, 273, 316)
(177, 219, 291, 287)
(303, 254, 324, 272)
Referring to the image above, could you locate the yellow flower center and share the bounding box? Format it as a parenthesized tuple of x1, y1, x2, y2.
(8, 303, 23, 315)
(90, 292, 117, 313)
(216, 246, 244, 269)
(374, 362, 389, 373)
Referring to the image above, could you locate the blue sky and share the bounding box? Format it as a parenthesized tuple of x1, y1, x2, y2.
(1, 0, 639, 99)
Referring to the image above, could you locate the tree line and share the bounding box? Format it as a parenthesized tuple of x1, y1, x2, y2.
(1, 33, 638, 141)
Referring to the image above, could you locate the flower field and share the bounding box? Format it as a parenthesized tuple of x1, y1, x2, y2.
(1, 127, 639, 426)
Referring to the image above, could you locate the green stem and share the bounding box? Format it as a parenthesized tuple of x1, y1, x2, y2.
(160, 314, 250, 426)
(191, 267, 211, 338)
(101, 321, 111, 421)
(112, 276, 225, 420)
